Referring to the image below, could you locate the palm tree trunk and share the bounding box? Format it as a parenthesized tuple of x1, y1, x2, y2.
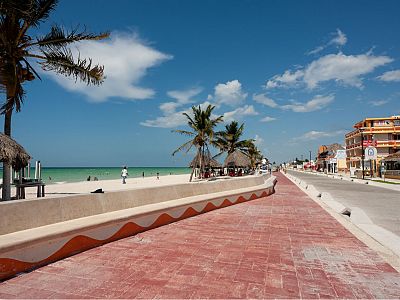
(199, 146, 203, 179)
(189, 149, 200, 182)
(2, 105, 13, 201)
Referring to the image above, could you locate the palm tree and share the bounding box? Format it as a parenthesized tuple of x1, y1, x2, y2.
(0, 0, 109, 200)
(172, 104, 223, 181)
(215, 121, 253, 156)
(247, 140, 263, 170)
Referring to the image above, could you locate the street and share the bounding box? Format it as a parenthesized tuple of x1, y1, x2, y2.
(287, 170, 400, 237)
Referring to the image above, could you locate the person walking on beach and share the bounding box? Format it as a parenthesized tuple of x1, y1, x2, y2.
(121, 166, 128, 184)
(157, 172, 159, 180)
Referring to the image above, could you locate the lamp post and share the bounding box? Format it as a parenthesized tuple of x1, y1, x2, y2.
(360, 128, 365, 180)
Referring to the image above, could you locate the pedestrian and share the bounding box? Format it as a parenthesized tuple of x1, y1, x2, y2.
(142, 171, 145, 178)
(121, 166, 128, 184)
(157, 172, 159, 180)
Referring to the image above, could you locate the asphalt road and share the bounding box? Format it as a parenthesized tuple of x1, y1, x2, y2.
(286, 170, 400, 237)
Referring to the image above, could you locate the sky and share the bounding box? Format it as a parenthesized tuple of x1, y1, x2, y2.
(2, 0, 400, 166)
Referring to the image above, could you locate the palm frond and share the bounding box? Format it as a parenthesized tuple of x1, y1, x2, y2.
(28, 0, 58, 27)
(39, 47, 105, 85)
(21, 57, 41, 80)
(172, 140, 193, 156)
(171, 129, 194, 137)
(33, 25, 109, 48)
(1, 81, 24, 114)
(0, 0, 33, 18)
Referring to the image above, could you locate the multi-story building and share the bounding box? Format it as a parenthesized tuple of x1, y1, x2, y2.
(345, 115, 400, 175)
(316, 143, 346, 173)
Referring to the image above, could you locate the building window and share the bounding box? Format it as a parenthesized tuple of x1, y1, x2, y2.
(374, 120, 391, 126)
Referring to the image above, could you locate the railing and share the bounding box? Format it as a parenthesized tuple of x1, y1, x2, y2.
(345, 126, 400, 138)
(346, 140, 400, 150)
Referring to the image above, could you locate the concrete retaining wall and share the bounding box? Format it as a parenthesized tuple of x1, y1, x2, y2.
(0, 175, 276, 280)
(0, 175, 266, 235)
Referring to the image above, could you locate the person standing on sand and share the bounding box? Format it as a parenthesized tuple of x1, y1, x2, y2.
(121, 166, 128, 184)
(157, 172, 159, 180)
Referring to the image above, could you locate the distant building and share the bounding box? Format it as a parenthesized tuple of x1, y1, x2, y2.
(345, 115, 400, 176)
(316, 143, 346, 173)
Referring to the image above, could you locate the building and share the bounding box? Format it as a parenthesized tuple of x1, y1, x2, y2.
(345, 115, 400, 176)
(316, 143, 346, 173)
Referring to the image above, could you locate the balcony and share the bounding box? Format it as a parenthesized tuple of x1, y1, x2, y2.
(346, 140, 400, 150)
(346, 126, 400, 138)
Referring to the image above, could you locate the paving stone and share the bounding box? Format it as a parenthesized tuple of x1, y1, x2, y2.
(1, 173, 399, 298)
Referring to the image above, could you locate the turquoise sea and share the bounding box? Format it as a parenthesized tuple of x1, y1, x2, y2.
(0, 167, 191, 184)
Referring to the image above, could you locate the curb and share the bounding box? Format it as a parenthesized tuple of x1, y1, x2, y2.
(282, 171, 400, 272)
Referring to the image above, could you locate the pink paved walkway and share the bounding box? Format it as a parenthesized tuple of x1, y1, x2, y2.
(1, 173, 400, 299)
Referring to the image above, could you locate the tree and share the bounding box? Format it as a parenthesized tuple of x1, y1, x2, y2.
(247, 140, 263, 169)
(214, 121, 253, 156)
(0, 0, 109, 200)
(172, 104, 223, 181)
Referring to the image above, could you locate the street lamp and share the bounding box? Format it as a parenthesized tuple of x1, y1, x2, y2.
(360, 128, 365, 180)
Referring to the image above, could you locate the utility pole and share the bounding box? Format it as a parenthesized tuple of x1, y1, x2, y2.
(360, 128, 365, 180)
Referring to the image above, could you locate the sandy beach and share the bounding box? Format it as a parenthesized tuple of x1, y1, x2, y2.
(15, 174, 191, 200)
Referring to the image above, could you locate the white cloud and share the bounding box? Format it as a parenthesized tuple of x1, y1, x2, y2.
(167, 87, 202, 104)
(308, 46, 325, 56)
(159, 102, 181, 115)
(308, 29, 347, 55)
(45, 32, 172, 102)
(214, 80, 248, 106)
(260, 116, 276, 122)
(268, 52, 393, 90)
(331, 29, 347, 46)
(369, 100, 388, 107)
(303, 53, 393, 89)
(223, 105, 258, 122)
(253, 93, 278, 108)
(293, 130, 346, 141)
(265, 70, 303, 89)
(142, 100, 217, 129)
(281, 94, 334, 113)
(140, 110, 188, 128)
(254, 134, 264, 146)
(377, 70, 400, 82)
(159, 87, 203, 115)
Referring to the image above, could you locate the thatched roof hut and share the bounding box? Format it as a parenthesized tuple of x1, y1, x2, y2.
(0, 133, 30, 170)
(224, 150, 251, 167)
(189, 152, 222, 168)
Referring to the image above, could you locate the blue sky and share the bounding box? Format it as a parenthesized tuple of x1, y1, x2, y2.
(3, 0, 400, 166)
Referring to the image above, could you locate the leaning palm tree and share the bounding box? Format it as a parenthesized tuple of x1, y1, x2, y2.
(215, 121, 254, 157)
(0, 0, 109, 200)
(172, 104, 223, 181)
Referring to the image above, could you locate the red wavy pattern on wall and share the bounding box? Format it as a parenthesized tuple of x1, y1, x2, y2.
(0, 190, 270, 281)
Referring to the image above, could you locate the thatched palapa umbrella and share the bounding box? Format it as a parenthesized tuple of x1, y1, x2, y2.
(0, 133, 30, 171)
(189, 152, 222, 168)
(224, 149, 251, 168)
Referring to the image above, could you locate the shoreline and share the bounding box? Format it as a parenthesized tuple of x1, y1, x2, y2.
(13, 173, 192, 200)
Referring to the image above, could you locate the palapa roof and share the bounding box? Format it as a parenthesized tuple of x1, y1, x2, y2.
(224, 150, 251, 167)
(189, 152, 222, 168)
(0, 133, 30, 170)
(383, 152, 400, 162)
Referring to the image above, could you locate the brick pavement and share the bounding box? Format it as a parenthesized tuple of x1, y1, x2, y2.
(0, 172, 399, 299)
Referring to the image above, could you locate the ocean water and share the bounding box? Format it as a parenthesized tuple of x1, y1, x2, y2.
(0, 167, 191, 185)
